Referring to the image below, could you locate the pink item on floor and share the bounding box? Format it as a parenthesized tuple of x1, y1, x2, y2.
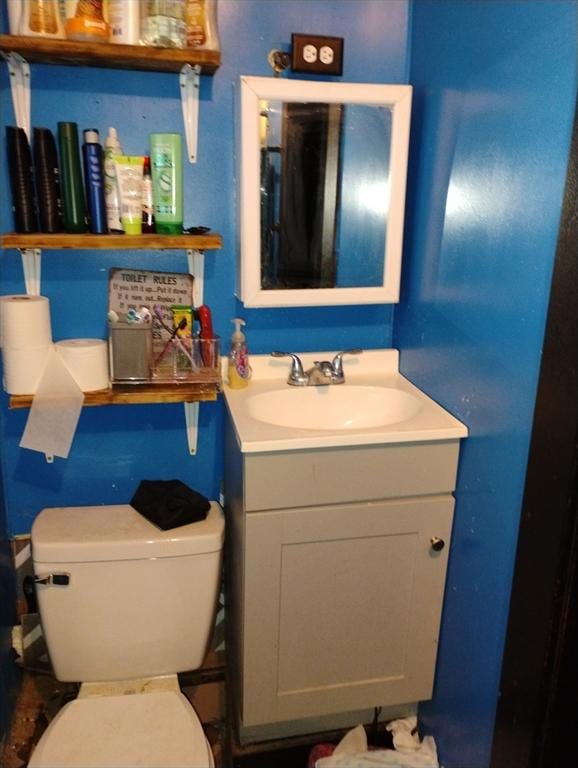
(308, 743, 336, 767)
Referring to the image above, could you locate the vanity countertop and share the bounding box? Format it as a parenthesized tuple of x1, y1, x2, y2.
(223, 349, 467, 454)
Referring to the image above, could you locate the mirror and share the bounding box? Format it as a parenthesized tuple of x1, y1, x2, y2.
(238, 77, 412, 307)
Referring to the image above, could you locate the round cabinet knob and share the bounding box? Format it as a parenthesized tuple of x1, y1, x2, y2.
(430, 537, 445, 552)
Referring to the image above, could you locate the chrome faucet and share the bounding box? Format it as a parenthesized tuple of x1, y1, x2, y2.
(271, 349, 362, 386)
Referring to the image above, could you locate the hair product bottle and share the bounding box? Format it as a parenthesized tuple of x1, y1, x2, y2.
(184, 0, 220, 50)
(33, 127, 62, 233)
(141, 155, 155, 234)
(57, 122, 87, 234)
(65, 0, 108, 42)
(107, 0, 140, 45)
(7, 0, 22, 34)
(19, 0, 65, 38)
(149, 133, 183, 235)
(104, 126, 123, 233)
(141, 0, 186, 48)
(82, 129, 107, 234)
(6, 127, 38, 233)
(115, 156, 145, 235)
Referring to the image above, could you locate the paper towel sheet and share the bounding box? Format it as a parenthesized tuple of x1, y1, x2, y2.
(20, 349, 85, 460)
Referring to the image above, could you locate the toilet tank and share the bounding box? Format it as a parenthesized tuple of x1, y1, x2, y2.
(31, 503, 224, 683)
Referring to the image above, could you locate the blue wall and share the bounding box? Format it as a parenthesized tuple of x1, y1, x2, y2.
(0, 0, 410, 534)
(396, 2, 577, 766)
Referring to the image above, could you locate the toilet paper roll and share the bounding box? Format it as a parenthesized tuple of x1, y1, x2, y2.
(2, 345, 53, 394)
(0, 295, 52, 349)
(55, 339, 109, 392)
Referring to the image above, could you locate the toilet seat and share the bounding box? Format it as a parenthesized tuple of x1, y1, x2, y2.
(28, 690, 214, 767)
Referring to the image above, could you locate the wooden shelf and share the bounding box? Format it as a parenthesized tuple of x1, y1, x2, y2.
(0, 35, 220, 74)
(9, 381, 220, 409)
(0, 232, 223, 251)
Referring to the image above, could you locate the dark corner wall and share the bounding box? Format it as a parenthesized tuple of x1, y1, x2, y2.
(396, 1, 577, 767)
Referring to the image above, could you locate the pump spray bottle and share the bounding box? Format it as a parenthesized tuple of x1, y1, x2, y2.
(228, 318, 251, 389)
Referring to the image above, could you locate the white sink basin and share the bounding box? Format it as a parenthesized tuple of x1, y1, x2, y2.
(224, 349, 468, 453)
(247, 386, 422, 431)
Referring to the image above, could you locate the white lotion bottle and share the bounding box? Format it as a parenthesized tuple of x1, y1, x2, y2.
(7, 0, 21, 34)
(107, 0, 140, 45)
(104, 127, 123, 233)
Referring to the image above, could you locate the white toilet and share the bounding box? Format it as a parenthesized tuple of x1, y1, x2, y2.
(28, 501, 225, 767)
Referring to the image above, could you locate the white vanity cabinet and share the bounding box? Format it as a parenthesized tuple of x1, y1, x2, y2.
(224, 426, 461, 742)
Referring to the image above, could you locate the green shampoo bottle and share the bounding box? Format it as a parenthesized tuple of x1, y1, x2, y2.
(149, 133, 183, 235)
(58, 122, 87, 233)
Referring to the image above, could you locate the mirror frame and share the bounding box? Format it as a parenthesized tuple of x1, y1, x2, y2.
(238, 76, 412, 307)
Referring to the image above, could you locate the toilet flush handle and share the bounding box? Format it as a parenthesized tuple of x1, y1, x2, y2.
(33, 573, 70, 586)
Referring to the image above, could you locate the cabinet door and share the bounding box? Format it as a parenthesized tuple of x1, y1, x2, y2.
(242, 496, 454, 727)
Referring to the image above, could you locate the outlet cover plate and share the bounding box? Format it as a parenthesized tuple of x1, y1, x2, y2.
(291, 33, 344, 76)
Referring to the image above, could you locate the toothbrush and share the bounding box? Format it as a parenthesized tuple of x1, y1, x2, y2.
(154, 316, 188, 367)
(152, 305, 198, 370)
(198, 305, 215, 367)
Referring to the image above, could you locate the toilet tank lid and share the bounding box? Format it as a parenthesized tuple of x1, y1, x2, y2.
(31, 502, 224, 563)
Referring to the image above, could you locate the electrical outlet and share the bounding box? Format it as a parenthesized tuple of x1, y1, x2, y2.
(291, 34, 344, 76)
(319, 46, 334, 65)
(303, 44, 318, 64)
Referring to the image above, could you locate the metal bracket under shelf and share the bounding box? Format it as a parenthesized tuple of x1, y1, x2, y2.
(2, 54, 200, 165)
(2, 51, 31, 141)
(184, 248, 205, 455)
(19, 248, 41, 296)
(180, 63, 200, 164)
(13, 247, 206, 456)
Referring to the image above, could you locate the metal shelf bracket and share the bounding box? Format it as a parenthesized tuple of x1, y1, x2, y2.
(19, 248, 41, 296)
(184, 247, 206, 455)
(180, 63, 200, 164)
(3, 51, 31, 140)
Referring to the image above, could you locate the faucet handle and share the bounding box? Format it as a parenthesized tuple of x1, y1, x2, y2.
(331, 348, 362, 378)
(271, 351, 308, 385)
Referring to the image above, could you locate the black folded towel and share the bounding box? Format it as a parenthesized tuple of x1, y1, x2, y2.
(130, 480, 210, 530)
